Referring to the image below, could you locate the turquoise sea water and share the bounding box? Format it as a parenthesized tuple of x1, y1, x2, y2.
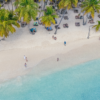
(0, 59, 100, 100)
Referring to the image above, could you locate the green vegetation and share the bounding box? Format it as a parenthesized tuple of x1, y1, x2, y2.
(0, 9, 20, 38)
(92, 21, 100, 31)
(40, 6, 58, 27)
(59, 0, 78, 9)
(15, 0, 39, 23)
(0, 0, 100, 38)
(81, 0, 100, 18)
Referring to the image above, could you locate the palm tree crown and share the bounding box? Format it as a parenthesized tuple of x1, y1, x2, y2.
(59, 0, 78, 9)
(0, 9, 20, 38)
(15, 0, 39, 23)
(81, 0, 100, 18)
(40, 6, 58, 27)
(14, 0, 20, 9)
(92, 21, 100, 31)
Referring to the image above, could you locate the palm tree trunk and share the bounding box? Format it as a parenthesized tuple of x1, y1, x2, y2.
(42, 0, 44, 16)
(3, 3, 5, 9)
(38, 7, 42, 23)
(11, 0, 13, 12)
(83, 16, 85, 25)
(87, 25, 93, 39)
(54, 7, 67, 34)
(85, 14, 88, 25)
(83, 12, 85, 25)
(43, 1, 45, 10)
(8, 2, 10, 11)
(87, 27, 90, 39)
(55, 0, 56, 7)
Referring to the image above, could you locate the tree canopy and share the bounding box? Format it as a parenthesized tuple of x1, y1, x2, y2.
(40, 6, 58, 27)
(15, 0, 39, 23)
(0, 9, 20, 38)
(81, 0, 100, 18)
(59, 0, 78, 9)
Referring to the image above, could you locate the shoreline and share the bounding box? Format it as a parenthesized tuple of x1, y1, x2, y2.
(0, 36, 100, 83)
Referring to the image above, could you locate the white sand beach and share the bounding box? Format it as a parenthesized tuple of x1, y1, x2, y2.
(0, 1, 100, 82)
(0, 33, 100, 82)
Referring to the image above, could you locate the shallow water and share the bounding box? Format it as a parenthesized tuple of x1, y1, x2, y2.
(0, 59, 100, 100)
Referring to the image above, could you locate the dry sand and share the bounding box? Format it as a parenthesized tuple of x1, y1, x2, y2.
(0, 2, 100, 82)
(0, 36, 100, 82)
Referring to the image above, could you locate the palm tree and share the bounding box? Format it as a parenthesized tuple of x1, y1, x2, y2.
(81, 0, 100, 19)
(0, 4, 1, 9)
(58, 0, 78, 9)
(13, 0, 19, 9)
(54, 0, 78, 34)
(0, 9, 20, 38)
(15, 0, 39, 23)
(40, 6, 58, 27)
(92, 21, 100, 31)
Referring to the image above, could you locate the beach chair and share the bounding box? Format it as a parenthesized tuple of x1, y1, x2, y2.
(21, 22, 27, 27)
(98, 15, 100, 18)
(88, 15, 92, 19)
(78, 4, 82, 7)
(72, 5, 75, 8)
(36, 17, 38, 20)
(80, 16, 83, 19)
(38, 20, 42, 25)
(34, 22, 38, 26)
(49, 2, 53, 5)
(39, 6, 41, 9)
(52, 6, 55, 9)
(88, 20, 94, 24)
(74, 10, 78, 13)
(55, 25, 60, 29)
(75, 15, 83, 19)
(75, 22, 80, 26)
(63, 24, 68, 28)
(17, 20, 21, 23)
(75, 16, 80, 19)
(61, 9, 67, 14)
(78, 0, 83, 2)
(64, 16, 68, 20)
(55, 7, 58, 11)
(46, 27, 53, 31)
(44, 9, 47, 12)
(30, 28, 37, 33)
(59, 15, 61, 18)
(39, 22, 42, 25)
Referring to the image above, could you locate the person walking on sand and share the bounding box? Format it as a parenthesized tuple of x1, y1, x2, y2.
(64, 41, 66, 46)
(99, 37, 100, 40)
(24, 63, 27, 67)
(57, 58, 59, 61)
(26, 57, 28, 62)
(24, 55, 26, 60)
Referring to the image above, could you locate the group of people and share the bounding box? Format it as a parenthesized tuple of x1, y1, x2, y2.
(52, 35, 66, 61)
(23, 39, 66, 67)
(24, 55, 28, 67)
